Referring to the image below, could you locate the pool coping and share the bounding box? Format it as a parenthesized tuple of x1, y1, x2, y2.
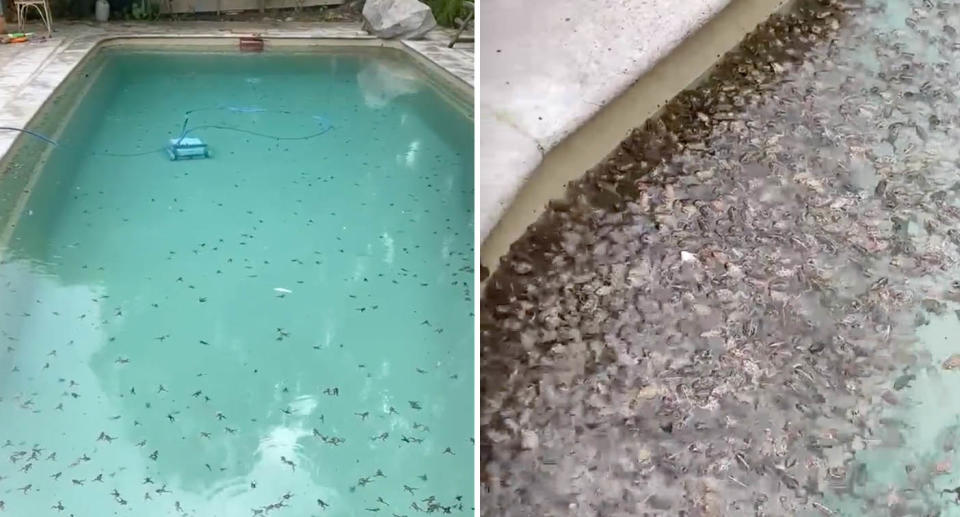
(475, 0, 732, 247)
(478, 0, 793, 278)
(0, 23, 473, 168)
(0, 27, 473, 255)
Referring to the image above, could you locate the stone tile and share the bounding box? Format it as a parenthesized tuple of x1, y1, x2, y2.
(0, 20, 473, 161)
(475, 103, 542, 240)
(476, 0, 731, 241)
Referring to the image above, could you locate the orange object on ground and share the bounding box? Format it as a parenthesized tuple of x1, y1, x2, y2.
(239, 36, 263, 52)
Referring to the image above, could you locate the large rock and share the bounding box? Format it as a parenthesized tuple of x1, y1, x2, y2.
(362, 0, 437, 40)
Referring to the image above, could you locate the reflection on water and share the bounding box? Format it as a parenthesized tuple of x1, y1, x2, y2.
(357, 60, 424, 109)
(0, 49, 473, 516)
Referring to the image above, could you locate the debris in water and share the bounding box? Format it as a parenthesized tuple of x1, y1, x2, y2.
(943, 355, 960, 371)
(480, 0, 960, 514)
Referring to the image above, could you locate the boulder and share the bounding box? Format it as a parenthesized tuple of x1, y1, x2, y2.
(362, 0, 437, 40)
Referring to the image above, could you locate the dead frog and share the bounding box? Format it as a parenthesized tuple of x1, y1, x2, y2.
(894, 373, 917, 391)
(943, 354, 960, 370)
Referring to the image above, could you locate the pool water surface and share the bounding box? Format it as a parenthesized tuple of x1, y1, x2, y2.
(0, 48, 473, 516)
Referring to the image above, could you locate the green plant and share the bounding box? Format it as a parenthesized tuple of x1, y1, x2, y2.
(423, 0, 466, 28)
(49, 0, 96, 18)
(130, 0, 160, 19)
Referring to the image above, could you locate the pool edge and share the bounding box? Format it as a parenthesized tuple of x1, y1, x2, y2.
(0, 36, 474, 254)
(0, 33, 473, 171)
(479, 0, 795, 288)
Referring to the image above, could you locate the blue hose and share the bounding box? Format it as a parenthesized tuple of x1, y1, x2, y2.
(0, 127, 59, 146)
(0, 107, 333, 159)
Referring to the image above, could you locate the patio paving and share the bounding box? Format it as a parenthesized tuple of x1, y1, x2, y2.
(0, 20, 473, 162)
(476, 0, 731, 243)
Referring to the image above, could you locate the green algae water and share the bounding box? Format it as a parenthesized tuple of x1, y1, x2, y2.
(0, 48, 473, 516)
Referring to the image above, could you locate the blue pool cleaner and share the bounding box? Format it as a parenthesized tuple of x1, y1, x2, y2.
(166, 116, 211, 161)
(167, 137, 209, 160)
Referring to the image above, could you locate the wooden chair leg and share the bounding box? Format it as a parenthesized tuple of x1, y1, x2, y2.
(448, 8, 474, 48)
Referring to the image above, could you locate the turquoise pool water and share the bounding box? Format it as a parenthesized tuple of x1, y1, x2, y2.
(0, 48, 473, 516)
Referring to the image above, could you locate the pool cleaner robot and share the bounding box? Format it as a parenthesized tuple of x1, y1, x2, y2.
(167, 136, 209, 160)
(2, 106, 332, 161)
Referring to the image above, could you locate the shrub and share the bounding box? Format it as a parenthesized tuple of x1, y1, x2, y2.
(423, 0, 467, 28)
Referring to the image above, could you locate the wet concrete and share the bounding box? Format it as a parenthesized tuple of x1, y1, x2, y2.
(481, 0, 960, 515)
(475, 0, 733, 242)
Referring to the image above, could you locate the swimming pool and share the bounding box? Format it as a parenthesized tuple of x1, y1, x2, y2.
(0, 44, 473, 516)
(480, 0, 960, 515)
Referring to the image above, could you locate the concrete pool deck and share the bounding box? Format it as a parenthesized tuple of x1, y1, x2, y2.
(0, 20, 473, 164)
(477, 0, 792, 272)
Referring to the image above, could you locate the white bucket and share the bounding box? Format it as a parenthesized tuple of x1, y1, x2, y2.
(95, 0, 109, 22)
